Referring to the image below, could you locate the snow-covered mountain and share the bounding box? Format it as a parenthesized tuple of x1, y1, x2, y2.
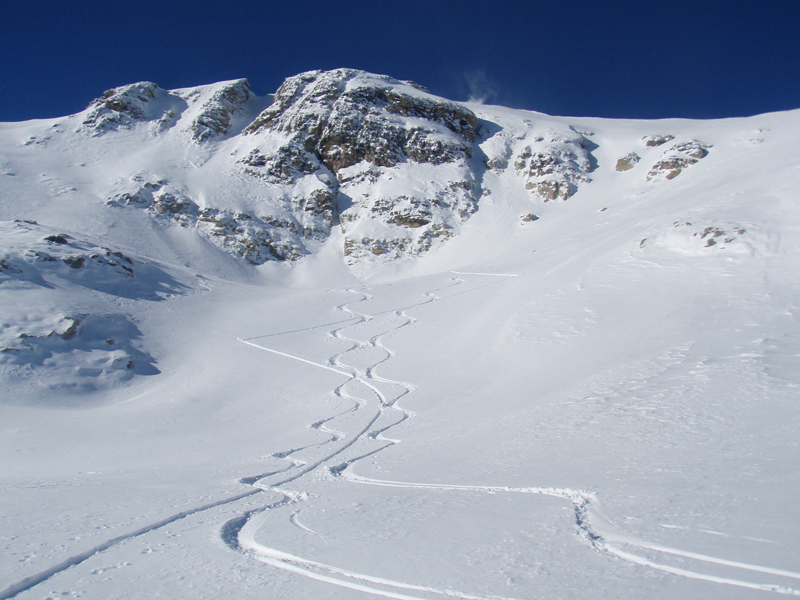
(2, 69, 799, 599)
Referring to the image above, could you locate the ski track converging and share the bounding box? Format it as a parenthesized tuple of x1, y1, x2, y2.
(230, 273, 800, 599)
(3, 273, 799, 599)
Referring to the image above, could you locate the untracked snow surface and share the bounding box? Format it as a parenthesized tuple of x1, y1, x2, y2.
(1, 73, 800, 599)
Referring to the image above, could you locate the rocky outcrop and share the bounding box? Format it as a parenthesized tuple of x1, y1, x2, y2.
(238, 69, 482, 263)
(615, 152, 640, 171)
(238, 145, 322, 184)
(643, 220, 751, 254)
(75, 70, 485, 265)
(106, 174, 165, 206)
(107, 175, 330, 264)
(23, 233, 135, 278)
(0, 312, 160, 387)
(342, 224, 454, 261)
(0, 220, 185, 300)
(337, 181, 477, 263)
(514, 130, 594, 201)
(81, 79, 254, 141)
(195, 209, 323, 263)
(188, 79, 252, 141)
(335, 161, 478, 263)
(81, 82, 160, 135)
(65, 70, 736, 268)
(642, 135, 675, 147)
(243, 69, 477, 174)
(647, 140, 710, 180)
(687, 224, 747, 247)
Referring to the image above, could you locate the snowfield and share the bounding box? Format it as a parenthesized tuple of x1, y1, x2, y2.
(1, 72, 800, 599)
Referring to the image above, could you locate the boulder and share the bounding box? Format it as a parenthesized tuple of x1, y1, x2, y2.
(615, 152, 640, 172)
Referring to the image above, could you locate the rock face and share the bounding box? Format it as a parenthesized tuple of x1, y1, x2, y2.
(107, 176, 322, 263)
(85, 70, 485, 265)
(82, 82, 161, 135)
(642, 134, 675, 147)
(188, 79, 252, 141)
(513, 129, 594, 200)
(81, 79, 251, 142)
(647, 140, 710, 180)
(243, 69, 477, 172)
(81, 79, 254, 140)
(616, 152, 640, 172)
(241, 69, 481, 262)
(19, 69, 726, 268)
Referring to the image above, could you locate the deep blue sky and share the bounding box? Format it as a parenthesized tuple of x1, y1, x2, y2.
(3, 0, 799, 122)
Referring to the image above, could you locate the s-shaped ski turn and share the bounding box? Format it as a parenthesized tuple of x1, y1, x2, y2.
(231, 273, 800, 599)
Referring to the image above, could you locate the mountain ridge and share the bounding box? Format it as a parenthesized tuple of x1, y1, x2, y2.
(2, 67, 756, 272)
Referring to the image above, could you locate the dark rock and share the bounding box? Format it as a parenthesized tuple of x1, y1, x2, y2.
(240, 145, 319, 183)
(244, 69, 477, 174)
(151, 193, 193, 215)
(60, 317, 81, 340)
(190, 79, 251, 141)
(647, 140, 710, 181)
(63, 256, 85, 269)
(643, 135, 675, 147)
(82, 82, 160, 134)
(514, 131, 594, 201)
(615, 153, 640, 172)
(0, 258, 22, 274)
(45, 234, 69, 244)
(29, 251, 57, 262)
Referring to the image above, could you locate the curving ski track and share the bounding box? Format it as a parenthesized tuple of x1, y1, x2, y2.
(3, 273, 799, 599)
(229, 273, 800, 599)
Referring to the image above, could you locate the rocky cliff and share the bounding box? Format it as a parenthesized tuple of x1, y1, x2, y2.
(5, 68, 715, 268)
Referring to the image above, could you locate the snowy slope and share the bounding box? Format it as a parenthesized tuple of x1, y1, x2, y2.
(1, 70, 800, 599)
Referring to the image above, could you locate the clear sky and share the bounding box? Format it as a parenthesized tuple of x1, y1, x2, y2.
(2, 0, 799, 122)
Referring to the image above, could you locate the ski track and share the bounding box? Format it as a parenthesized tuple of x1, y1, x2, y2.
(290, 511, 324, 540)
(449, 270, 519, 277)
(231, 274, 800, 599)
(4, 274, 799, 599)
